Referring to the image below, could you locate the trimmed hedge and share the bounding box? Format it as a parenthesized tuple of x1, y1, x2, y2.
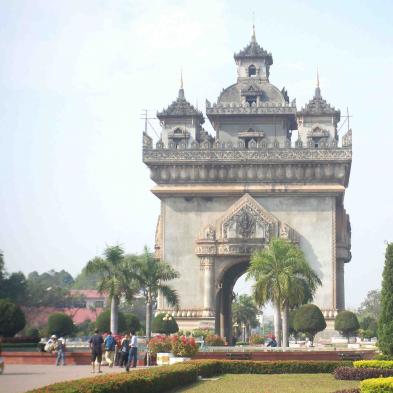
(26, 363, 198, 393)
(334, 367, 393, 380)
(333, 390, 360, 393)
(361, 377, 393, 393)
(354, 360, 393, 369)
(26, 360, 354, 393)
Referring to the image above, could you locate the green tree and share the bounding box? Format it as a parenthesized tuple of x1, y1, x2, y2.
(95, 310, 141, 333)
(85, 245, 138, 334)
(152, 313, 179, 335)
(359, 316, 378, 339)
(47, 313, 75, 337)
(132, 247, 179, 339)
(335, 311, 360, 342)
(358, 290, 381, 321)
(288, 309, 299, 341)
(379, 243, 393, 355)
(232, 294, 259, 339)
(73, 268, 101, 289)
(293, 304, 326, 344)
(0, 299, 26, 337)
(247, 238, 321, 347)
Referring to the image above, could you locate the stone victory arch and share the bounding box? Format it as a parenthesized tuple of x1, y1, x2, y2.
(142, 29, 352, 339)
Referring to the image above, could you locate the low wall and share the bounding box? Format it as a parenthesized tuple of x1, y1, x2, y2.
(3, 349, 375, 365)
(194, 350, 376, 361)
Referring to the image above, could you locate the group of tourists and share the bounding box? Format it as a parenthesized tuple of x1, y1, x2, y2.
(89, 329, 138, 373)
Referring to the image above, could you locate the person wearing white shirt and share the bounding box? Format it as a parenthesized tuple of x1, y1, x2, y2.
(126, 330, 138, 371)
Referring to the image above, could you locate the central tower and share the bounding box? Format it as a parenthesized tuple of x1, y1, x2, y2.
(143, 30, 352, 340)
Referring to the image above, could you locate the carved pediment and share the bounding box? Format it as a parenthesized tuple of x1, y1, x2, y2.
(219, 194, 278, 242)
(196, 194, 298, 256)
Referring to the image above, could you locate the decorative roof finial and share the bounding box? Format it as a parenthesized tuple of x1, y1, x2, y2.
(315, 66, 321, 98)
(252, 12, 256, 43)
(178, 68, 185, 99)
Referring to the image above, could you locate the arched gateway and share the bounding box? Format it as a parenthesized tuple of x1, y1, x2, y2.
(142, 29, 352, 338)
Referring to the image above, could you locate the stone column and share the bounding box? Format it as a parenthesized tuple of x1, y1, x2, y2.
(201, 257, 215, 317)
(336, 258, 345, 310)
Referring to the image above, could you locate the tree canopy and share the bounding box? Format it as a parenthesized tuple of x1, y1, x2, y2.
(378, 243, 393, 355)
(293, 304, 326, 343)
(335, 310, 360, 342)
(0, 299, 26, 337)
(47, 313, 75, 337)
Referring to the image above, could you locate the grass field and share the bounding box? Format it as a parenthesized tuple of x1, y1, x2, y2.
(172, 373, 359, 393)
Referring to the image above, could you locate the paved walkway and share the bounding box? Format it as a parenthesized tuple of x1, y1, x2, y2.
(0, 364, 135, 393)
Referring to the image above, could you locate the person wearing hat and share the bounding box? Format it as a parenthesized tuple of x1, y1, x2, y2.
(56, 338, 66, 366)
(44, 335, 58, 353)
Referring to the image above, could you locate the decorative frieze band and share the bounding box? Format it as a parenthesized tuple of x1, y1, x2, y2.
(156, 309, 214, 318)
(147, 162, 350, 185)
(143, 147, 351, 164)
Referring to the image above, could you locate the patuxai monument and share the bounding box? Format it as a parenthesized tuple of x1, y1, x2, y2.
(142, 28, 352, 340)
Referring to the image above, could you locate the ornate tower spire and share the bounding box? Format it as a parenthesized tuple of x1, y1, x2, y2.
(315, 66, 321, 98)
(178, 68, 185, 99)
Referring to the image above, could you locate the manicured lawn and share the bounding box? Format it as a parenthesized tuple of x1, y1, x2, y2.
(172, 373, 359, 393)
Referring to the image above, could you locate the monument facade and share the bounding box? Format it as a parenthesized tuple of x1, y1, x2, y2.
(142, 29, 352, 339)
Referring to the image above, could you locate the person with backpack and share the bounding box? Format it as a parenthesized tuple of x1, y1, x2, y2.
(118, 334, 130, 367)
(104, 331, 116, 367)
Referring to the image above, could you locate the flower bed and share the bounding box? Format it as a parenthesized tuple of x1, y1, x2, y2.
(360, 376, 393, 392)
(25, 359, 354, 393)
(334, 367, 393, 380)
(171, 335, 198, 357)
(354, 360, 393, 369)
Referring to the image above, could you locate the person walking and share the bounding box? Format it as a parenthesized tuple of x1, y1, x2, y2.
(126, 330, 138, 371)
(104, 331, 116, 367)
(119, 334, 130, 368)
(89, 329, 104, 374)
(55, 338, 66, 366)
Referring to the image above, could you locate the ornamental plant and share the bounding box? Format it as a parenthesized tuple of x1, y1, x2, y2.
(171, 335, 198, 357)
(204, 334, 225, 346)
(249, 333, 265, 345)
(147, 335, 172, 354)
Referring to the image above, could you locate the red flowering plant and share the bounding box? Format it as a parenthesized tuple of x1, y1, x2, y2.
(147, 335, 172, 354)
(171, 335, 199, 357)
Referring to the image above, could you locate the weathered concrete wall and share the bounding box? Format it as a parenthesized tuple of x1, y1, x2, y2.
(162, 194, 334, 311)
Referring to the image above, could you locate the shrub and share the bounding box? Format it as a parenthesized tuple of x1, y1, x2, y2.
(335, 311, 360, 342)
(204, 334, 225, 346)
(191, 328, 213, 339)
(47, 313, 74, 337)
(379, 243, 393, 356)
(354, 360, 393, 369)
(95, 310, 140, 333)
(361, 377, 393, 393)
(334, 366, 393, 380)
(152, 313, 179, 335)
(148, 335, 172, 354)
(332, 390, 360, 393)
(171, 335, 198, 357)
(293, 304, 326, 343)
(25, 327, 40, 339)
(0, 299, 26, 337)
(249, 333, 264, 345)
(374, 354, 393, 361)
(0, 336, 39, 344)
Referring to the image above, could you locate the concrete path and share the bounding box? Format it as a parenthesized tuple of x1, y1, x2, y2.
(0, 364, 137, 393)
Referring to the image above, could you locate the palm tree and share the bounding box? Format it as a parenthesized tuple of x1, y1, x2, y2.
(132, 247, 179, 339)
(232, 294, 259, 340)
(85, 245, 138, 334)
(247, 238, 321, 347)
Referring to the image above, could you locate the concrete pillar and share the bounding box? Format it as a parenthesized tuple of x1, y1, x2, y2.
(201, 257, 215, 316)
(336, 259, 345, 309)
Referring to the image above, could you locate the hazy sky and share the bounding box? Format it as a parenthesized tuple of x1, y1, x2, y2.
(0, 0, 392, 309)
